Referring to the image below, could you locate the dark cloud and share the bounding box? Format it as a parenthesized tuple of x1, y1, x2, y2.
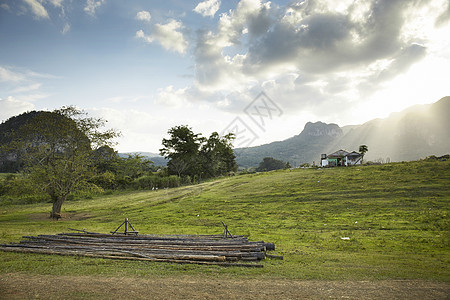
(377, 43, 427, 82)
(243, 0, 419, 75)
(435, 0, 450, 27)
(247, 4, 273, 37)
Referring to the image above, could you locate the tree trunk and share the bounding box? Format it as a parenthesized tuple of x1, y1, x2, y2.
(51, 196, 65, 219)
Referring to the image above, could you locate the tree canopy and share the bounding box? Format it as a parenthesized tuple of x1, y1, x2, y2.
(256, 157, 290, 172)
(359, 144, 368, 163)
(160, 125, 237, 179)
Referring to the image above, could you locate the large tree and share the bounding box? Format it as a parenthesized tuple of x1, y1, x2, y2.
(200, 132, 237, 177)
(160, 125, 203, 178)
(8, 106, 119, 219)
(160, 125, 237, 179)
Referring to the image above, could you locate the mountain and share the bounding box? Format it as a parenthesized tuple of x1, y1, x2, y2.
(235, 96, 450, 167)
(235, 121, 342, 167)
(119, 152, 168, 166)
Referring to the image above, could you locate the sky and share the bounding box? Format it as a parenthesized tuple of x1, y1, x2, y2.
(0, 0, 449, 153)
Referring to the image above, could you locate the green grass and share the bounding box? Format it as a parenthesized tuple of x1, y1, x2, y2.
(0, 160, 449, 281)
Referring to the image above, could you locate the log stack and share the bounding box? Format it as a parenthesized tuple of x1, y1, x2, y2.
(0, 232, 280, 268)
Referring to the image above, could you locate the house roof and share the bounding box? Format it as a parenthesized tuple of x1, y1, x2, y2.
(346, 151, 362, 158)
(327, 150, 350, 158)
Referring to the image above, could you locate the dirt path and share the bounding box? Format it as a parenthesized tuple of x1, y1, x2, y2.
(0, 273, 448, 299)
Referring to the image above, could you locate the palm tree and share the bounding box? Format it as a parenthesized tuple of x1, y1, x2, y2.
(359, 145, 368, 163)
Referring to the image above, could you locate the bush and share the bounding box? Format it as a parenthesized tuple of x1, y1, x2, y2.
(133, 175, 181, 190)
(0, 174, 49, 204)
(90, 171, 117, 190)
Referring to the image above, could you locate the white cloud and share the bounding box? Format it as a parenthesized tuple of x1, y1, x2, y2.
(0, 3, 10, 11)
(11, 83, 42, 93)
(61, 23, 70, 35)
(135, 29, 154, 43)
(0, 66, 54, 117)
(17, 0, 70, 34)
(0, 65, 59, 82)
(153, 20, 188, 54)
(0, 66, 25, 82)
(23, 0, 49, 19)
(137, 20, 188, 54)
(88, 107, 172, 153)
(136, 10, 151, 22)
(194, 0, 221, 18)
(154, 86, 189, 108)
(0, 96, 35, 122)
(84, 0, 105, 16)
(47, 0, 64, 7)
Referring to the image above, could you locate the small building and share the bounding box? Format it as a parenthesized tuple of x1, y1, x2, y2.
(321, 150, 362, 167)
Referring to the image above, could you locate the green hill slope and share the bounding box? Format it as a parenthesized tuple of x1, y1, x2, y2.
(0, 160, 449, 281)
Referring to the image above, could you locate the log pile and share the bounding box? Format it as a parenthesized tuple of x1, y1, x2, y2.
(0, 232, 280, 268)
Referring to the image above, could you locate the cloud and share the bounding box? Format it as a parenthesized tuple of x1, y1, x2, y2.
(193, 0, 273, 90)
(17, 0, 71, 33)
(11, 83, 42, 93)
(194, 0, 221, 18)
(61, 23, 70, 35)
(0, 3, 10, 11)
(136, 10, 151, 22)
(154, 86, 190, 108)
(137, 20, 188, 54)
(0, 96, 35, 122)
(0, 66, 26, 82)
(376, 43, 427, 82)
(435, 0, 450, 27)
(47, 0, 64, 7)
(84, 0, 105, 16)
(0, 65, 54, 115)
(0, 66, 59, 82)
(22, 0, 49, 19)
(188, 0, 444, 118)
(135, 29, 153, 43)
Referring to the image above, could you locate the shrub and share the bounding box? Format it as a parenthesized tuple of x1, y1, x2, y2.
(0, 174, 49, 204)
(90, 171, 117, 190)
(133, 175, 181, 190)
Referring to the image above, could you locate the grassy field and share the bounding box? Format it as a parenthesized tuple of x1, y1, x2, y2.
(0, 160, 449, 282)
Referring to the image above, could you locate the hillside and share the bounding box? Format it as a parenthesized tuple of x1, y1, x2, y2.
(0, 160, 449, 283)
(235, 96, 450, 167)
(0, 110, 90, 172)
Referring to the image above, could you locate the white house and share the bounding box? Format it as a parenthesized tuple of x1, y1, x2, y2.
(321, 150, 362, 167)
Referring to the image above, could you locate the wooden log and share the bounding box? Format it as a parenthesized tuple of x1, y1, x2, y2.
(264, 243, 275, 251)
(0, 246, 263, 268)
(13, 242, 267, 261)
(5, 241, 265, 260)
(60, 232, 247, 241)
(21, 241, 266, 255)
(25, 235, 266, 250)
(11, 231, 277, 265)
(265, 254, 284, 260)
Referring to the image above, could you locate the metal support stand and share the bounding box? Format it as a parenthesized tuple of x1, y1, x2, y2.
(221, 221, 233, 238)
(111, 218, 139, 235)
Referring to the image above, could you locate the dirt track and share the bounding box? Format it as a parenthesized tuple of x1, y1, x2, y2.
(0, 273, 449, 299)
